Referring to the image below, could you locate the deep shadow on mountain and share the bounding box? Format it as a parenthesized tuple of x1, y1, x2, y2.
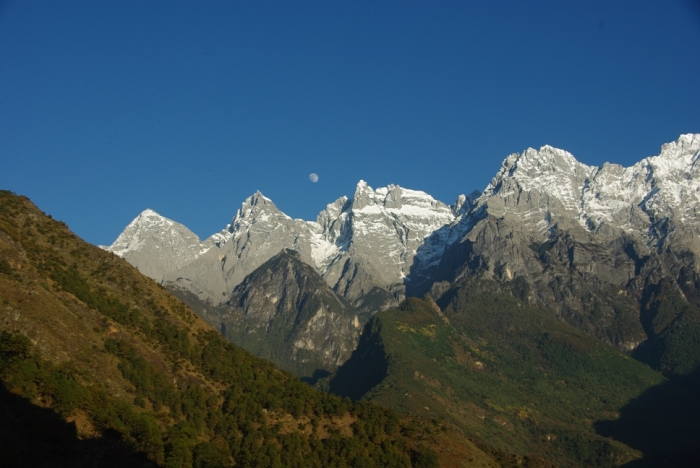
(405, 214, 476, 298)
(327, 319, 389, 401)
(595, 368, 700, 467)
(0, 381, 156, 468)
(300, 369, 331, 385)
(633, 278, 700, 377)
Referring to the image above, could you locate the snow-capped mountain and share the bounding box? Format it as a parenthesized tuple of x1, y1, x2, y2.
(104, 180, 464, 309)
(104, 134, 700, 350)
(102, 209, 212, 282)
(408, 134, 700, 349)
(473, 133, 700, 242)
(319, 181, 458, 308)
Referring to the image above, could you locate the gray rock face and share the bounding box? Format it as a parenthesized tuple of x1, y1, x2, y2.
(99, 209, 210, 282)
(218, 249, 363, 379)
(320, 181, 457, 307)
(162, 192, 325, 304)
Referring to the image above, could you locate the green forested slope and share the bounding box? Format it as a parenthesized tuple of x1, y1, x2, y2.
(0, 190, 499, 468)
(330, 280, 672, 467)
(633, 278, 700, 378)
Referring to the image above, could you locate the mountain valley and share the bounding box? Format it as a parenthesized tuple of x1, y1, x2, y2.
(329, 281, 700, 466)
(0, 190, 504, 467)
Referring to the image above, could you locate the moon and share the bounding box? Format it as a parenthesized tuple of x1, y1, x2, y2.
(309, 173, 319, 183)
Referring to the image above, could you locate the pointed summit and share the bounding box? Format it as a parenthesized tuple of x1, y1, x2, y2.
(482, 144, 596, 215)
(500, 145, 592, 178)
(248, 190, 272, 205)
(118, 208, 173, 232)
(354, 179, 370, 192)
(352, 180, 374, 211)
(232, 190, 287, 227)
(106, 209, 181, 256)
(658, 133, 700, 159)
(139, 208, 165, 218)
(102, 209, 204, 282)
(222, 247, 361, 378)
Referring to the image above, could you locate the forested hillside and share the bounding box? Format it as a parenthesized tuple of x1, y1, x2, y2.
(329, 279, 700, 466)
(0, 190, 499, 467)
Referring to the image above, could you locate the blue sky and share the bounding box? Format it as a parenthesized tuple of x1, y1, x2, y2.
(1, 1, 699, 246)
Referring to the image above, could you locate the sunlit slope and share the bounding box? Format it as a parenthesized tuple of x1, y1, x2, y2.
(0, 190, 501, 467)
(330, 280, 666, 467)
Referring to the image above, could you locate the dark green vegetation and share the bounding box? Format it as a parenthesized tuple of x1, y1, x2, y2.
(0, 332, 158, 467)
(329, 278, 700, 467)
(634, 278, 700, 378)
(0, 190, 500, 467)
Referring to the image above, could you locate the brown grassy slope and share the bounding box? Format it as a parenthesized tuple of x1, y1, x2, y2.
(0, 192, 214, 402)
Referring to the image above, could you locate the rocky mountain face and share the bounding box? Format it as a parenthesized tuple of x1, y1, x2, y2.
(207, 249, 363, 380)
(103, 181, 464, 313)
(106, 208, 212, 283)
(104, 134, 700, 372)
(415, 134, 700, 352)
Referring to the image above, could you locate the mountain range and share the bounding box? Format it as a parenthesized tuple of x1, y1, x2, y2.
(104, 134, 700, 380)
(2, 190, 508, 467)
(3, 133, 700, 466)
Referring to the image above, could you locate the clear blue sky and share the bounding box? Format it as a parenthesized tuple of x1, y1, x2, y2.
(2, 1, 699, 246)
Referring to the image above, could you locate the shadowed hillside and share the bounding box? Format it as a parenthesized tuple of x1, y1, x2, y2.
(595, 368, 700, 467)
(0, 379, 156, 468)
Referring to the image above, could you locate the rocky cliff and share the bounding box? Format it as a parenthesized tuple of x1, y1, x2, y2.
(218, 249, 363, 380)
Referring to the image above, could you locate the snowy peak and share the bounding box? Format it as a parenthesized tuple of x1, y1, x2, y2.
(104, 133, 700, 307)
(105, 209, 201, 257)
(579, 134, 700, 234)
(235, 191, 282, 220)
(474, 134, 700, 241)
(628, 133, 700, 226)
(351, 179, 385, 211)
(349, 180, 452, 218)
(643, 133, 700, 185)
(129, 208, 178, 232)
(320, 180, 457, 286)
(496, 145, 591, 182)
(222, 190, 292, 242)
(483, 145, 595, 216)
(246, 190, 274, 207)
(102, 209, 206, 282)
(658, 133, 700, 162)
(138, 208, 167, 220)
